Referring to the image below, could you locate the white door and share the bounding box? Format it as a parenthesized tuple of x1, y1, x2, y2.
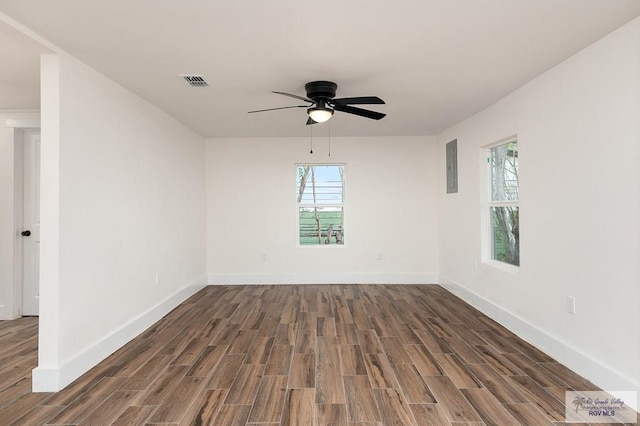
(22, 130, 41, 316)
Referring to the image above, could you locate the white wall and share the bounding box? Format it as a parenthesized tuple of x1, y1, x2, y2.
(34, 53, 207, 391)
(0, 111, 39, 320)
(437, 18, 640, 398)
(206, 135, 439, 284)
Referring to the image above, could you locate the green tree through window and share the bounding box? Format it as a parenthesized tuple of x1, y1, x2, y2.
(489, 141, 519, 266)
(296, 164, 345, 245)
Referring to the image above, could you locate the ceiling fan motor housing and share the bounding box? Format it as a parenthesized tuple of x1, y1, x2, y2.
(305, 81, 337, 100)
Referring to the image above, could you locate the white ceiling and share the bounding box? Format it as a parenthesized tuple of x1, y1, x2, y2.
(1, 1, 639, 137)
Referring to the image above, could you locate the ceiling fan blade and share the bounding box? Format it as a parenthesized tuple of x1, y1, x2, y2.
(306, 117, 317, 125)
(273, 91, 313, 103)
(333, 104, 386, 120)
(332, 96, 385, 105)
(248, 105, 308, 113)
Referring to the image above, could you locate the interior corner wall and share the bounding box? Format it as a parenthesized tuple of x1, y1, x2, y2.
(206, 135, 439, 284)
(437, 17, 640, 399)
(34, 53, 207, 391)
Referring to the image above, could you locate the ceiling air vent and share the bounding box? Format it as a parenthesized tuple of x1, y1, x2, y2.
(180, 75, 208, 87)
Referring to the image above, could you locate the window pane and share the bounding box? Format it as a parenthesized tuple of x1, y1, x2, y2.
(491, 142, 518, 202)
(299, 207, 344, 245)
(491, 206, 519, 266)
(297, 165, 344, 204)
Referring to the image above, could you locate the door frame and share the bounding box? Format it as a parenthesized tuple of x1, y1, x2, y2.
(5, 117, 40, 319)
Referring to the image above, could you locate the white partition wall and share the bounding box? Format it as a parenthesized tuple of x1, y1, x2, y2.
(34, 53, 207, 391)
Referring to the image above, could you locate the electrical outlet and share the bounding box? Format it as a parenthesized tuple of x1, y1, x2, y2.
(376, 252, 382, 261)
(155, 273, 160, 285)
(567, 296, 576, 314)
(261, 252, 267, 261)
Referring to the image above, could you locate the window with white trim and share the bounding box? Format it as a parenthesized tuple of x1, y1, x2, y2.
(488, 140, 519, 266)
(296, 164, 345, 245)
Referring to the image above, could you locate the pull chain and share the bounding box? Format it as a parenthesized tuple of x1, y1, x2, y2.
(328, 119, 331, 157)
(310, 122, 313, 154)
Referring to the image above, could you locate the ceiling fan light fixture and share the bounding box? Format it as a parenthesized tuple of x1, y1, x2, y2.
(308, 106, 334, 123)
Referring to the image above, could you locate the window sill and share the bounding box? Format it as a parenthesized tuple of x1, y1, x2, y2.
(482, 259, 520, 275)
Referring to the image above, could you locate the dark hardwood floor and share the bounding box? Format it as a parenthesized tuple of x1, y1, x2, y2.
(0, 284, 635, 425)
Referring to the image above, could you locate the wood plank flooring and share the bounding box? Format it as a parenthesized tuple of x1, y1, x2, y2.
(0, 284, 635, 425)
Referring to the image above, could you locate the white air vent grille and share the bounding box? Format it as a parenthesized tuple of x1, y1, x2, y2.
(180, 75, 208, 87)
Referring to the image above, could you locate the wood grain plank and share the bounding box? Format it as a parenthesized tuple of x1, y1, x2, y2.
(294, 329, 316, 354)
(336, 323, 359, 345)
(224, 363, 264, 404)
(380, 337, 413, 364)
(265, 344, 293, 376)
(356, 330, 383, 354)
(148, 375, 206, 422)
(423, 375, 482, 422)
(213, 404, 252, 426)
(46, 377, 127, 424)
(344, 375, 381, 422)
(461, 387, 520, 425)
(404, 344, 444, 377)
(137, 365, 188, 405)
(227, 329, 258, 354)
(289, 353, 315, 388)
(410, 403, 451, 425)
(465, 363, 527, 404)
(316, 403, 348, 426)
(505, 375, 566, 422)
(10, 404, 64, 426)
(433, 353, 482, 389)
(503, 353, 569, 388)
(78, 389, 140, 426)
(280, 388, 315, 426)
(363, 353, 399, 389)
(373, 388, 417, 426)
(275, 323, 299, 346)
(111, 405, 156, 425)
(246, 336, 275, 364)
(339, 345, 367, 376)
(317, 316, 337, 337)
(178, 389, 227, 426)
(0, 391, 56, 425)
(172, 337, 210, 366)
(448, 323, 489, 347)
(445, 337, 486, 364)
(119, 354, 172, 391)
(316, 337, 345, 404)
(186, 345, 227, 377)
(204, 354, 245, 389)
(473, 345, 524, 375)
(248, 375, 288, 423)
(391, 363, 436, 403)
(504, 402, 555, 425)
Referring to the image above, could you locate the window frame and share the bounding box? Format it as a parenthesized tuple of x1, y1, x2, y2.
(481, 137, 520, 272)
(295, 163, 346, 247)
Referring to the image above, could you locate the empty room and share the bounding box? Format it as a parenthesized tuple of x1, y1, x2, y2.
(0, 1, 638, 425)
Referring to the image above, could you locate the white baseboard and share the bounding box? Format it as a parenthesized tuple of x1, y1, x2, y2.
(439, 276, 639, 411)
(32, 275, 207, 392)
(207, 273, 438, 285)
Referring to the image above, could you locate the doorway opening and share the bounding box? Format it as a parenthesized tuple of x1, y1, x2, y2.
(8, 122, 41, 318)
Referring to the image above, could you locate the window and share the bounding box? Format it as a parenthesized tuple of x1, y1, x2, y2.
(296, 164, 345, 245)
(488, 140, 519, 266)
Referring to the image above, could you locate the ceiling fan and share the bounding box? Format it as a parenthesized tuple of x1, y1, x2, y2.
(248, 81, 386, 125)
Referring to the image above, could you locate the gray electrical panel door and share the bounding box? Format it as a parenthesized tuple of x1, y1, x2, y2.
(446, 139, 458, 193)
